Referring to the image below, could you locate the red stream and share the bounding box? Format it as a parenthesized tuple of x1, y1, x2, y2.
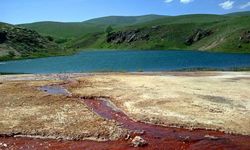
(0, 98, 250, 150)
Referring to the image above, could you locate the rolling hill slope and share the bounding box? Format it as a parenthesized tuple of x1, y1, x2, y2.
(84, 14, 166, 25)
(0, 22, 68, 61)
(66, 13, 250, 53)
(20, 15, 165, 39)
(226, 11, 250, 16)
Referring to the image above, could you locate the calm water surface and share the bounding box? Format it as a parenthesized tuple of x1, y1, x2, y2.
(1, 50, 250, 73)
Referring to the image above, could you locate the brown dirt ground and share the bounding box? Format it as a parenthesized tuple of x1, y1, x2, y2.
(0, 80, 125, 141)
(0, 71, 249, 142)
(69, 72, 250, 136)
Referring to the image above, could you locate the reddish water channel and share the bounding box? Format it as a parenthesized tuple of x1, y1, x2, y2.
(82, 98, 250, 150)
(1, 86, 250, 150)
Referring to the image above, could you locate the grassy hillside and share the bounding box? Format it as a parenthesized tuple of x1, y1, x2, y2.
(226, 11, 250, 16)
(67, 13, 250, 53)
(20, 15, 165, 39)
(20, 21, 105, 39)
(0, 22, 68, 61)
(84, 15, 166, 25)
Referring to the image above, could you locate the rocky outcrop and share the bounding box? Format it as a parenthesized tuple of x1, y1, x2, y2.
(185, 29, 213, 45)
(239, 31, 250, 43)
(0, 23, 59, 57)
(131, 136, 148, 147)
(107, 29, 149, 44)
(0, 31, 7, 44)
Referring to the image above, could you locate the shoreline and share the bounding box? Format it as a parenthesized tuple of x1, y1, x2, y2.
(1, 69, 250, 76)
(1, 49, 250, 62)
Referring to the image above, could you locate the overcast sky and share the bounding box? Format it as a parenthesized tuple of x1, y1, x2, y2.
(1, 0, 250, 24)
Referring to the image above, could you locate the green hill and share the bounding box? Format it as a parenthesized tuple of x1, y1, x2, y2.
(20, 15, 165, 39)
(226, 11, 250, 16)
(20, 21, 105, 39)
(67, 13, 250, 53)
(84, 15, 166, 25)
(0, 22, 67, 61)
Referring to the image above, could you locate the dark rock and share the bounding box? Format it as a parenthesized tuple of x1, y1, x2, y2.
(46, 36, 54, 42)
(240, 31, 250, 43)
(127, 34, 136, 43)
(107, 29, 150, 44)
(185, 29, 213, 46)
(125, 134, 130, 140)
(0, 31, 7, 44)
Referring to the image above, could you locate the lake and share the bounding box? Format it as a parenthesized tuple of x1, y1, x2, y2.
(1, 50, 250, 74)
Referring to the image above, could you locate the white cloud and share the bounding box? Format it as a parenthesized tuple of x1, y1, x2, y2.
(180, 0, 194, 4)
(239, 2, 250, 9)
(164, 0, 173, 3)
(164, 0, 194, 4)
(219, 1, 235, 10)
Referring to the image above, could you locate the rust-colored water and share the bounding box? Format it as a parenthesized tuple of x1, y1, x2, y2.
(1, 98, 249, 150)
(82, 98, 250, 150)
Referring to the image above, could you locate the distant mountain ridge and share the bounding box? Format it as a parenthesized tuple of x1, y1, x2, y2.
(83, 15, 166, 25)
(226, 11, 250, 16)
(20, 15, 165, 38)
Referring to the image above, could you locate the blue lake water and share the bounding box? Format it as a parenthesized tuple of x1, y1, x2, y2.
(0, 50, 250, 74)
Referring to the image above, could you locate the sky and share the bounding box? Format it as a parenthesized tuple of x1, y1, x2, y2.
(1, 0, 250, 24)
